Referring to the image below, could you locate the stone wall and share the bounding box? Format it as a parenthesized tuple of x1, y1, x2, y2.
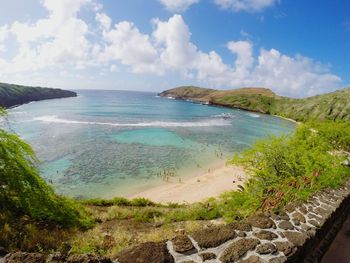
(116, 181, 350, 263)
(2, 182, 349, 263)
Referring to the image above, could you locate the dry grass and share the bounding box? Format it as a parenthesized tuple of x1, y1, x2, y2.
(70, 212, 205, 257)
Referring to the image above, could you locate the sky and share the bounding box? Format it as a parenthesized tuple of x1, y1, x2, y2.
(0, 0, 349, 97)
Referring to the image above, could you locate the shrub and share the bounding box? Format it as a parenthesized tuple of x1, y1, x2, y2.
(219, 121, 349, 218)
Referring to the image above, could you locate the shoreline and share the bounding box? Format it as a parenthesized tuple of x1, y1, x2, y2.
(127, 162, 246, 204)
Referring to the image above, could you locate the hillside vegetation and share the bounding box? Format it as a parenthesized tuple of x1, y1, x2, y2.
(159, 86, 350, 122)
(0, 82, 77, 108)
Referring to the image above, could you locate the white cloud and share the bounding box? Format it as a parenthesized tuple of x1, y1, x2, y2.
(3, 0, 93, 73)
(227, 40, 254, 77)
(252, 49, 342, 97)
(159, 0, 200, 12)
(96, 12, 111, 30)
(0, 25, 9, 52)
(0, 1, 342, 97)
(99, 21, 160, 74)
(214, 0, 278, 12)
(153, 15, 198, 70)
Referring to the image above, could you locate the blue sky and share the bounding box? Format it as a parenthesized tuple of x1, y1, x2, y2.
(0, 0, 349, 97)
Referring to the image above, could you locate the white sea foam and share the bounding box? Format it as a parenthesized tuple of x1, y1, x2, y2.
(248, 113, 260, 118)
(33, 115, 231, 127)
(213, 113, 236, 119)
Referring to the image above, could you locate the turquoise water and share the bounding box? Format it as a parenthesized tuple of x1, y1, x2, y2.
(1, 90, 295, 198)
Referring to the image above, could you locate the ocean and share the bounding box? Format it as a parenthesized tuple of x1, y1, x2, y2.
(2, 90, 295, 198)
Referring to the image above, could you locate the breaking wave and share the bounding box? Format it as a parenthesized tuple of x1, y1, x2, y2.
(33, 115, 231, 127)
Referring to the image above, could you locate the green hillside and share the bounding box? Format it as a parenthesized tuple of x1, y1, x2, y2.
(159, 86, 350, 122)
(0, 82, 77, 108)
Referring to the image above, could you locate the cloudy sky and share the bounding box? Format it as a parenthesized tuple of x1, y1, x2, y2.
(0, 0, 349, 97)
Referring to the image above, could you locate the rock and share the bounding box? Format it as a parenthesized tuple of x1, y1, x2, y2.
(276, 211, 290, 221)
(278, 231, 285, 238)
(191, 225, 236, 248)
(240, 255, 265, 263)
(298, 205, 307, 214)
(256, 243, 277, 254)
(171, 235, 196, 254)
(283, 231, 307, 247)
(253, 230, 278, 240)
(219, 238, 260, 262)
(314, 207, 329, 218)
(246, 214, 275, 229)
(308, 213, 322, 221)
(291, 212, 306, 223)
(237, 231, 247, 237)
(278, 221, 294, 230)
(308, 219, 321, 228)
(284, 202, 297, 213)
(230, 221, 252, 231)
(3, 252, 46, 263)
(270, 213, 280, 221)
(269, 256, 287, 263)
(292, 219, 300, 226)
(117, 241, 174, 263)
(307, 229, 316, 238)
(46, 252, 66, 263)
(66, 254, 113, 263)
(199, 252, 216, 261)
(273, 241, 295, 256)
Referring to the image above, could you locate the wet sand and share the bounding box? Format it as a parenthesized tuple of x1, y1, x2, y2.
(128, 163, 246, 204)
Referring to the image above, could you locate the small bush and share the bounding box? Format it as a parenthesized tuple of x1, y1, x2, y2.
(130, 198, 155, 207)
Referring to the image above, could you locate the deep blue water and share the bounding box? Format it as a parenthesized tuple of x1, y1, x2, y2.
(1, 90, 295, 198)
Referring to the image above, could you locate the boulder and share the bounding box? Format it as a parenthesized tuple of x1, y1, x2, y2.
(278, 221, 294, 230)
(199, 252, 216, 261)
(283, 231, 307, 247)
(171, 235, 196, 254)
(117, 241, 174, 263)
(191, 225, 236, 248)
(253, 230, 278, 240)
(273, 241, 295, 256)
(240, 255, 265, 263)
(291, 212, 306, 223)
(219, 238, 260, 262)
(256, 243, 277, 254)
(4, 252, 46, 263)
(246, 214, 275, 229)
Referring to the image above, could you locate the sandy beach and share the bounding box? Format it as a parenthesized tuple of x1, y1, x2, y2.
(128, 163, 247, 204)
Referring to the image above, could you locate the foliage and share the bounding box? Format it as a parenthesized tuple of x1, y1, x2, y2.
(0, 120, 94, 250)
(0, 128, 92, 228)
(217, 121, 350, 220)
(81, 197, 157, 207)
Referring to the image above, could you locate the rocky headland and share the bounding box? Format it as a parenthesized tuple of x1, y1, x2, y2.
(0, 82, 77, 108)
(159, 86, 350, 122)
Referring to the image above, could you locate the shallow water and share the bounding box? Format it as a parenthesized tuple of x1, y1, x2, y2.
(1, 90, 295, 198)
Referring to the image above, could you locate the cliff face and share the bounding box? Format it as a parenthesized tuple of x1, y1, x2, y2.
(0, 82, 77, 108)
(159, 86, 350, 122)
